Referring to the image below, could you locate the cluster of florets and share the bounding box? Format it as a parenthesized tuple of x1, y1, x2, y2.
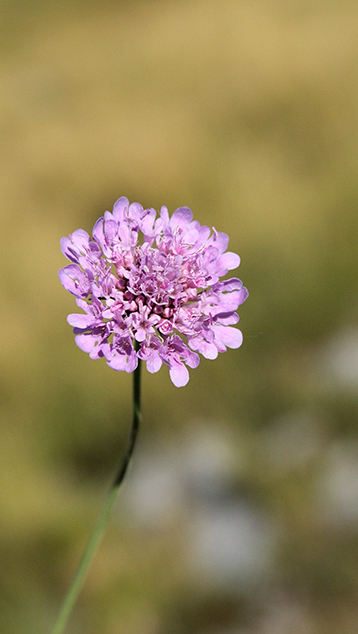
(59, 197, 248, 387)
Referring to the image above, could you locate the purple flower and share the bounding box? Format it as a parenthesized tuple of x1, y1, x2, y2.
(59, 198, 248, 387)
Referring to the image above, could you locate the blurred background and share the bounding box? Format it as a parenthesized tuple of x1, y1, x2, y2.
(1, 0, 358, 632)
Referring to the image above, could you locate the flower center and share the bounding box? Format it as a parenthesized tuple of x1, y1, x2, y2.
(97, 244, 199, 342)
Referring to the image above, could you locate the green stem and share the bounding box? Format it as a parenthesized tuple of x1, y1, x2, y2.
(50, 359, 142, 634)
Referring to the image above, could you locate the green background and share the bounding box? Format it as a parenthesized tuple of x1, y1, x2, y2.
(1, 1, 358, 632)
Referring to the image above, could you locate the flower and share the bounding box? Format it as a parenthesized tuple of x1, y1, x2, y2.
(59, 198, 248, 387)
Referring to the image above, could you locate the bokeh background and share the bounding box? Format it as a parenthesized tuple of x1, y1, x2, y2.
(1, 1, 358, 632)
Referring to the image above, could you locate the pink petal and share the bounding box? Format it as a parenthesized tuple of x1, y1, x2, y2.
(92, 217, 105, 245)
(128, 202, 143, 222)
(75, 334, 96, 352)
(135, 328, 147, 342)
(107, 353, 127, 371)
(104, 219, 117, 243)
(170, 207, 193, 229)
(125, 353, 138, 373)
(185, 350, 200, 368)
(70, 229, 90, 250)
(169, 360, 190, 387)
(67, 313, 96, 328)
(214, 325, 243, 349)
(237, 287, 249, 305)
(146, 353, 162, 373)
(209, 230, 229, 254)
(193, 225, 211, 249)
(189, 337, 218, 360)
(213, 278, 243, 293)
(141, 209, 157, 238)
(182, 228, 199, 245)
(118, 222, 131, 246)
(60, 236, 77, 261)
(215, 252, 241, 274)
(112, 197, 129, 221)
(58, 265, 90, 297)
(213, 312, 239, 325)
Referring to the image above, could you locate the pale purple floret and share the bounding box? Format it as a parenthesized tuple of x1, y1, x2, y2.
(59, 197, 248, 387)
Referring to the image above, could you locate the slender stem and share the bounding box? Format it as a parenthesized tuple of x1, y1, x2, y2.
(50, 359, 142, 634)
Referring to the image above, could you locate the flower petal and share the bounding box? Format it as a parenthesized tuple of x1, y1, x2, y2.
(67, 313, 96, 328)
(169, 360, 190, 387)
(92, 217, 105, 245)
(107, 353, 128, 371)
(75, 333, 97, 353)
(214, 325, 243, 349)
(189, 337, 218, 359)
(112, 197, 129, 221)
(70, 229, 90, 250)
(215, 252, 241, 274)
(213, 312, 239, 325)
(170, 206, 193, 229)
(209, 230, 229, 254)
(59, 265, 90, 297)
(146, 352, 163, 373)
(104, 218, 117, 243)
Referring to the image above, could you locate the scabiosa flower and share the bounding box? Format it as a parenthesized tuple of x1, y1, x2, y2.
(59, 197, 248, 387)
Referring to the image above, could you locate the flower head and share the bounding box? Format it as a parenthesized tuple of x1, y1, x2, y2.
(59, 198, 248, 387)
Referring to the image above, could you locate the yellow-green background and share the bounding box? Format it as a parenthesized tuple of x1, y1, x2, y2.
(1, 1, 358, 632)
